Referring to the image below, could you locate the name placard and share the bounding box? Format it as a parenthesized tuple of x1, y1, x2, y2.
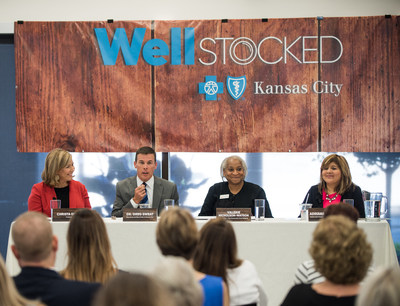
(216, 208, 251, 222)
(52, 209, 78, 222)
(308, 208, 325, 221)
(123, 208, 157, 221)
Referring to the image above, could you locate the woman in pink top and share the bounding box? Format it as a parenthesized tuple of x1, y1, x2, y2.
(28, 148, 91, 217)
(303, 154, 365, 217)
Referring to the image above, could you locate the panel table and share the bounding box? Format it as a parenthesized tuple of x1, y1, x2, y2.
(6, 218, 398, 306)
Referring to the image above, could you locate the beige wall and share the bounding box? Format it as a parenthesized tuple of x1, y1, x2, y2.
(1, 0, 399, 33)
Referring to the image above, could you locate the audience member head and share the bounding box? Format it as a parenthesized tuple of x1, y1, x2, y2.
(92, 272, 175, 306)
(324, 202, 359, 222)
(356, 267, 400, 306)
(41, 148, 73, 187)
(61, 208, 117, 283)
(156, 207, 198, 260)
(220, 155, 248, 181)
(310, 215, 372, 285)
(318, 153, 353, 194)
(152, 256, 203, 306)
(0, 253, 43, 306)
(11, 211, 56, 266)
(193, 217, 242, 284)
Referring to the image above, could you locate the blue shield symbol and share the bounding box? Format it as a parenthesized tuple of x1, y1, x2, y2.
(226, 76, 246, 100)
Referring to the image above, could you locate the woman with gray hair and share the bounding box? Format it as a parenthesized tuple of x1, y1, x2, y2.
(356, 267, 400, 306)
(152, 256, 203, 306)
(199, 155, 272, 217)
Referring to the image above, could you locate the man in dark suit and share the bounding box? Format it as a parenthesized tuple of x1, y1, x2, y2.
(111, 146, 179, 217)
(11, 211, 101, 306)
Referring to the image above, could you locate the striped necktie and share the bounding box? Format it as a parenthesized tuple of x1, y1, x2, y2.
(140, 182, 148, 204)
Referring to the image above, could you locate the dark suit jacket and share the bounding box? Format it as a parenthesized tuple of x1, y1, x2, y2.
(304, 184, 365, 218)
(111, 175, 179, 216)
(13, 267, 101, 306)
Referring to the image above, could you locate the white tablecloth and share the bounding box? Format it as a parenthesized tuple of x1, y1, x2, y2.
(6, 218, 398, 306)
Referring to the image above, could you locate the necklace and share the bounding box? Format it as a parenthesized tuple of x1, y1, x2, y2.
(325, 193, 338, 203)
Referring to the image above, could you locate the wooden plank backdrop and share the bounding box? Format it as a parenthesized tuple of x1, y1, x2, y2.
(155, 18, 318, 152)
(15, 21, 153, 152)
(15, 17, 399, 152)
(320, 16, 400, 152)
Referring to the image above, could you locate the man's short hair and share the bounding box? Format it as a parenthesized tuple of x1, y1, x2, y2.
(135, 146, 156, 162)
(12, 212, 53, 262)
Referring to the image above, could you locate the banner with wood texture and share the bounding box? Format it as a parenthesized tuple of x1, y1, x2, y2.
(15, 17, 400, 152)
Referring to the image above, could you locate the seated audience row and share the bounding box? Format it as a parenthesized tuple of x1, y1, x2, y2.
(27, 147, 365, 218)
(8, 207, 398, 306)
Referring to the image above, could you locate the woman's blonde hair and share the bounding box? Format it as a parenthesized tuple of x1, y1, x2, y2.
(61, 209, 117, 283)
(156, 207, 198, 260)
(310, 215, 372, 284)
(318, 154, 354, 194)
(0, 253, 43, 306)
(41, 148, 72, 187)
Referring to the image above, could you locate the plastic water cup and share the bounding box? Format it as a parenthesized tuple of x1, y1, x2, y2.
(164, 199, 175, 211)
(299, 203, 312, 221)
(254, 199, 265, 221)
(50, 199, 61, 219)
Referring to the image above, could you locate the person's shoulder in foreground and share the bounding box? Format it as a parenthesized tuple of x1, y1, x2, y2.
(14, 267, 101, 306)
(281, 283, 356, 306)
(11, 211, 101, 306)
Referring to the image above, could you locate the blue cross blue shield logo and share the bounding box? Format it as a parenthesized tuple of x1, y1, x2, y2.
(199, 76, 224, 101)
(226, 76, 246, 100)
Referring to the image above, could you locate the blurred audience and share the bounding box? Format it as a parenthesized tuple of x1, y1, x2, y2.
(156, 207, 229, 306)
(92, 272, 175, 306)
(356, 267, 400, 306)
(281, 215, 372, 306)
(61, 209, 118, 283)
(199, 155, 273, 217)
(193, 217, 267, 306)
(303, 154, 365, 217)
(11, 211, 101, 306)
(28, 148, 91, 217)
(152, 256, 203, 306)
(0, 253, 44, 306)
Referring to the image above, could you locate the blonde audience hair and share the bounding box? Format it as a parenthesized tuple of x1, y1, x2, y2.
(318, 153, 354, 195)
(0, 253, 43, 306)
(356, 267, 400, 306)
(152, 256, 203, 306)
(61, 209, 117, 283)
(93, 272, 175, 306)
(310, 215, 372, 284)
(12, 211, 53, 262)
(156, 207, 198, 260)
(41, 148, 72, 186)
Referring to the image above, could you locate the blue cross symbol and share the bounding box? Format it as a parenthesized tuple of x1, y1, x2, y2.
(199, 76, 224, 101)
